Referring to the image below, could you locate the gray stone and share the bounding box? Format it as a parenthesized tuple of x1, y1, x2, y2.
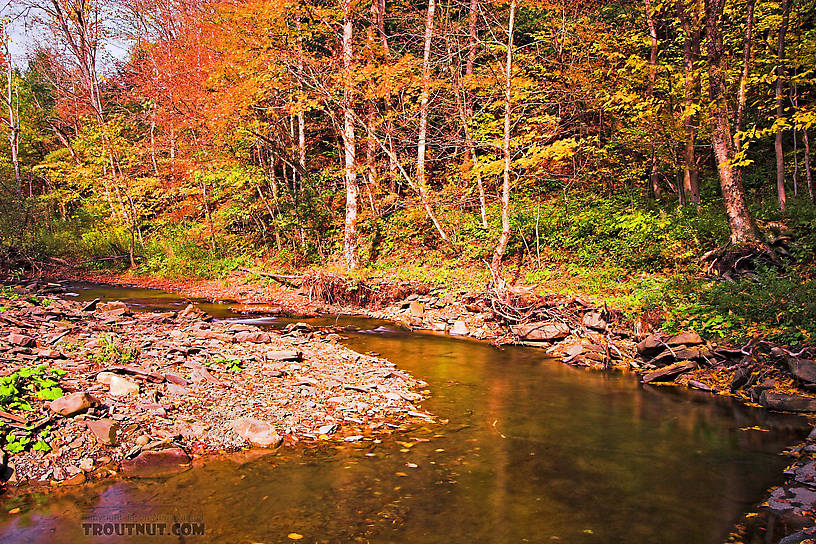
(636, 334, 666, 357)
(409, 301, 425, 318)
(450, 321, 469, 336)
(788, 359, 816, 384)
(642, 360, 697, 384)
(121, 448, 192, 478)
(8, 334, 35, 347)
(235, 331, 272, 343)
(86, 419, 119, 446)
(582, 312, 607, 331)
(666, 331, 704, 346)
(230, 417, 282, 448)
(49, 392, 98, 417)
(760, 391, 816, 412)
(265, 350, 302, 362)
(511, 321, 570, 342)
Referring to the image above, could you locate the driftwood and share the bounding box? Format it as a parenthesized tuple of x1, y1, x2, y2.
(237, 267, 303, 287)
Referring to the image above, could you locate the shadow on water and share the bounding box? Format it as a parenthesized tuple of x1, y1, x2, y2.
(0, 282, 809, 543)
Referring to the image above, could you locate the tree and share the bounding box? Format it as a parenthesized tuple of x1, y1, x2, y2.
(341, 0, 359, 270)
(703, 0, 761, 243)
(775, 0, 791, 211)
(490, 0, 516, 278)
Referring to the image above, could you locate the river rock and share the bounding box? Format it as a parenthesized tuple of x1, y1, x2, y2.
(230, 417, 282, 448)
(266, 350, 302, 362)
(642, 360, 697, 384)
(779, 528, 816, 544)
(165, 383, 188, 395)
(235, 331, 272, 343)
(788, 359, 816, 384)
(582, 312, 607, 331)
(164, 373, 188, 385)
(450, 321, 469, 336)
(7, 334, 35, 347)
(121, 447, 192, 478)
(636, 334, 666, 357)
(511, 321, 570, 342)
(760, 391, 816, 412)
(96, 301, 129, 316)
(666, 331, 703, 346)
(86, 419, 119, 445)
(49, 392, 98, 417)
(98, 373, 139, 396)
(409, 302, 425, 318)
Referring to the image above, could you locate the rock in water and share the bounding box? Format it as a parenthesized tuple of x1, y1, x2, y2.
(760, 392, 816, 412)
(511, 321, 569, 342)
(49, 392, 98, 417)
(230, 417, 282, 448)
(86, 419, 119, 446)
(121, 448, 191, 478)
(642, 361, 697, 383)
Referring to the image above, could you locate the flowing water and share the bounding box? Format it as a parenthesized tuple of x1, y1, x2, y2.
(0, 282, 808, 543)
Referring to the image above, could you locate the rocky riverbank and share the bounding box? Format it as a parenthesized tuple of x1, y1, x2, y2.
(0, 280, 430, 488)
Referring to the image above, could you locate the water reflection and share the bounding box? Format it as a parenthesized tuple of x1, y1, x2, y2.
(0, 283, 807, 543)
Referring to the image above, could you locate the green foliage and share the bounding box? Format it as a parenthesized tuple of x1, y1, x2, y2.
(91, 334, 137, 365)
(0, 365, 66, 412)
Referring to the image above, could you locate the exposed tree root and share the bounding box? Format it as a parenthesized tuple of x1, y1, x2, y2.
(700, 237, 793, 280)
(302, 271, 429, 308)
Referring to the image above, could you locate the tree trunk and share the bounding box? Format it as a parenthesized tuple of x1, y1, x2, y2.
(804, 128, 813, 202)
(704, 0, 761, 243)
(677, 0, 701, 204)
(342, 0, 359, 270)
(735, 0, 755, 139)
(645, 0, 660, 196)
(775, 0, 790, 211)
(416, 0, 449, 241)
(490, 0, 516, 277)
(3, 32, 22, 199)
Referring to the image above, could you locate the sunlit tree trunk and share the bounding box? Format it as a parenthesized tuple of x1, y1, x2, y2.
(416, 0, 449, 241)
(2, 25, 22, 200)
(677, 0, 701, 204)
(341, 0, 359, 270)
(735, 0, 755, 140)
(704, 0, 760, 243)
(491, 0, 515, 277)
(645, 0, 660, 196)
(775, 0, 790, 211)
(804, 128, 814, 202)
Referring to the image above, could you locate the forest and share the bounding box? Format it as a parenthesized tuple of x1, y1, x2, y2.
(1, 0, 815, 345)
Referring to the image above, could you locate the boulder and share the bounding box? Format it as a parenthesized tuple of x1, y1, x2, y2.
(96, 301, 129, 316)
(511, 321, 570, 342)
(582, 312, 607, 331)
(636, 334, 666, 357)
(7, 334, 36, 347)
(230, 417, 282, 448)
(49, 392, 98, 417)
(234, 331, 272, 343)
(121, 447, 191, 478)
(86, 419, 119, 446)
(788, 359, 816, 384)
(409, 302, 425, 318)
(642, 360, 697, 384)
(266, 350, 302, 362)
(98, 373, 139, 396)
(666, 331, 703, 346)
(760, 391, 816, 413)
(450, 321, 469, 336)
